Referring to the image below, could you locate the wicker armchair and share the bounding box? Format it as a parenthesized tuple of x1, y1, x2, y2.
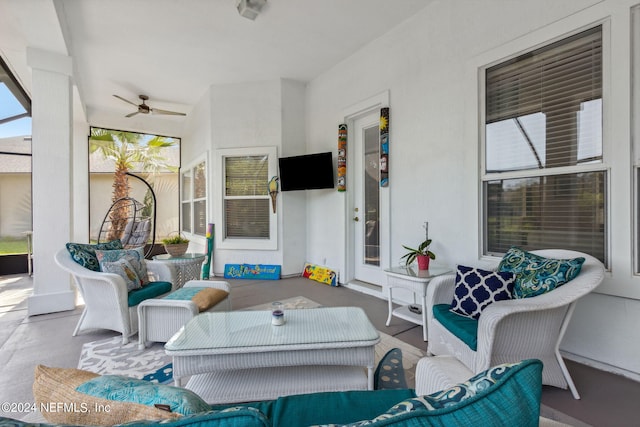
(54, 248, 176, 344)
(425, 249, 605, 399)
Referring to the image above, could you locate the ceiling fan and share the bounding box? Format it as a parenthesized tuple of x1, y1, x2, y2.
(113, 94, 186, 118)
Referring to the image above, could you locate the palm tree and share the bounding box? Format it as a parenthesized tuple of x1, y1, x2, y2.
(89, 128, 178, 241)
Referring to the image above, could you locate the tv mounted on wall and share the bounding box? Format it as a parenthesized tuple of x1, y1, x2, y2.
(278, 152, 334, 191)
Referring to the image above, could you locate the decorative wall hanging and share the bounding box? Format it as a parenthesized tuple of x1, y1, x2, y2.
(223, 264, 281, 280)
(380, 107, 389, 187)
(268, 176, 279, 213)
(201, 223, 214, 279)
(337, 124, 347, 192)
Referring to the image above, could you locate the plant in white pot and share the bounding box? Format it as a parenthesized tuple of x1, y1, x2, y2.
(400, 239, 436, 270)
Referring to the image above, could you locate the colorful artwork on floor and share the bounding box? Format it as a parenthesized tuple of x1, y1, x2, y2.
(302, 263, 338, 286)
(223, 264, 281, 280)
(337, 123, 347, 192)
(380, 107, 389, 187)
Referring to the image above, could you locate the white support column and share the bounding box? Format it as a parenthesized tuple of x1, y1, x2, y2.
(27, 47, 76, 316)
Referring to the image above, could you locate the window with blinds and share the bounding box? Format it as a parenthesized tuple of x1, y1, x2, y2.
(482, 26, 606, 263)
(224, 155, 270, 239)
(181, 157, 207, 237)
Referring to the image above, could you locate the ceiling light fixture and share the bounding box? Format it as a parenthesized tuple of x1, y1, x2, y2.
(237, 0, 266, 20)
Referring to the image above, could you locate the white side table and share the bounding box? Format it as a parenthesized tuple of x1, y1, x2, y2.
(152, 253, 206, 289)
(383, 265, 451, 341)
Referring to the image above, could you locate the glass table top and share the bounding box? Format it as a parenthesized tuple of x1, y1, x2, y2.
(384, 265, 451, 279)
(153, 253, 206, 261)
(165, 306, 379, 352)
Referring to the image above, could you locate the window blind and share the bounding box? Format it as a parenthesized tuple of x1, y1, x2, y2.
(486, 27, 602, 173)
(224, 155, 269, 239)
(483, 26, 606, 263)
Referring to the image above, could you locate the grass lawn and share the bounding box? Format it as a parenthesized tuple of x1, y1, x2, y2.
(0, 237, 28, 255)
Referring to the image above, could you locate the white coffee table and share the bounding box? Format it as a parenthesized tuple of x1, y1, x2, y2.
(165, 306, 380, 404)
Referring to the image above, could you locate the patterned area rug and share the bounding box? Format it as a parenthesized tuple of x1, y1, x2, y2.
(77, 296, 426, 388)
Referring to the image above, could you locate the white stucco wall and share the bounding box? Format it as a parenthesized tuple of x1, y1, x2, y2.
(305, 0, 640, 378)
(181, 79, 307, 276)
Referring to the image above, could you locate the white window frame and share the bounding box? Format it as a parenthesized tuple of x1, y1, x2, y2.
(180, 152, 208, 240)
(478, 23, 609, 265)
(215, 146, 278, 250)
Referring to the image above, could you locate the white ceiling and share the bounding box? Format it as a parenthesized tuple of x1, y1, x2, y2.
(0, 0, 431, 137)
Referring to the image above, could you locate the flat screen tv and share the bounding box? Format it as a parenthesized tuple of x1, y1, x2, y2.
(278, 152, 334, 191)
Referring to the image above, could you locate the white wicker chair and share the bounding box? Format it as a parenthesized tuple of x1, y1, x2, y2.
(425, 249, 605, 399)
(54, 248, 176, 344)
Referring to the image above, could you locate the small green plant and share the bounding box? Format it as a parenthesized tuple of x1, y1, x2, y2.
(400, 239, 436, 266)
(162, 235, 189, 245)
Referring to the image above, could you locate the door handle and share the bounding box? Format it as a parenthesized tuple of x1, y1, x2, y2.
(354, 217, 360, 222)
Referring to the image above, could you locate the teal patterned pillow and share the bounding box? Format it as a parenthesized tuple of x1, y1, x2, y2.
(96, 247, 149, 285)
(116, 407, 270, 427)
(76, 375, 211, 415)
(498, 247, 585, 298)
(100, 256, 143, 291)
(66, 240, 123, 271)
(312, 359, 543, 427)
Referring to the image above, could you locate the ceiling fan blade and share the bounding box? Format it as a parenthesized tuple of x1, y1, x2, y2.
(125, 111, 139, 118)
(113, 94, 138, 106)
(151, 107, 186, 116)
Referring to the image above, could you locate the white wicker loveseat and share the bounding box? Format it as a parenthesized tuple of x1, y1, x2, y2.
(55, 248, 176, 344)
(425, 249, 605, 399)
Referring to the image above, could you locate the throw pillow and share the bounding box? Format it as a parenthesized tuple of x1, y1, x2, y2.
(498, 247, 585, 298)
(76, 375, 211, 416)
(449, 265, 515, 319)
(66, 240, 123, 271)
(192, 288, 230, 312)
(310, 359, 543, 427)
(33, 365, 178, 426)
(100, 256, 143, 291)
(95, 246, 149, 285)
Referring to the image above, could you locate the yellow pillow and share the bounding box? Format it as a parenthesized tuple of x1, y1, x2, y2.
(192, 288, 229, 312)
(33, 365, 179, 426)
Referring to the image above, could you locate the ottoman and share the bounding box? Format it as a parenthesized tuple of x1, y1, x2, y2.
(137, 280, 231, 349)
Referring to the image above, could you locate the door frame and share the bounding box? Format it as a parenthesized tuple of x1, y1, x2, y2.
(342, 90, 390, 285)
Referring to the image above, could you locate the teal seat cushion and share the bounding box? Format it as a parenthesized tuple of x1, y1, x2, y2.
(164, 287, 206, 301)
(76, 375, 211, 416)
(311, 359, 543, 427)
(128, 281, 172, 307)
(211, 400, 276, 421)
(433, 304, 478, 351)
(272, 389, 416, 427)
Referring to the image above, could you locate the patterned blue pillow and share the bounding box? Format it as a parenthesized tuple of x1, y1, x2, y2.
(100, 256, 143, 291)
(449, 265, 515, 319)
(498, 247, 585, 298)
(311, 359, 543, 427)
(76, 375, 211, 415)
(96, 247, 149, 285)
(66, 240, 123, 271)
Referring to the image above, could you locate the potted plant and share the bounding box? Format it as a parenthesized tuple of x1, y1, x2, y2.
(162, 234, 190, 257)
(400, 239, 436, 270)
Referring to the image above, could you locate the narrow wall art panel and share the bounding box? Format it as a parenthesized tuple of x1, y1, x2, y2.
(337, 124, 347, 192)
(380, 107, 389, 187)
